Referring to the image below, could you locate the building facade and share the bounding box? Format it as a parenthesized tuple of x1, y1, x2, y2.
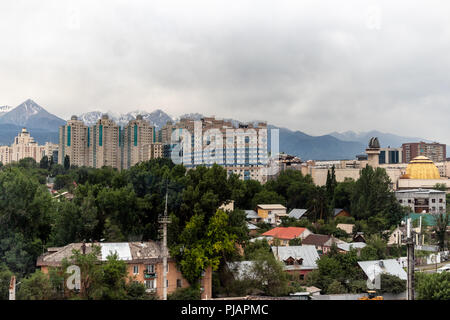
(395, 189, 446, 214)
(0, 128, 58, 165)
(162, 116, 269, 182)
(402, 142, 446, 164)
(37, 242, 212, 300)
(59, 115, 162, 170)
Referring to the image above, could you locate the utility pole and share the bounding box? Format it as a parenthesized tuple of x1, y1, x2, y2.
(9, 276, 16, 300)
(406, 217, 415, 300)
(159, 184, 171, 300)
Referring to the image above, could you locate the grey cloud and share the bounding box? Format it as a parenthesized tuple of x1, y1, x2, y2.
(0, 0, 450, 144)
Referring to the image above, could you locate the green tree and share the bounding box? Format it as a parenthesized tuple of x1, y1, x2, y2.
(61, 246, 103, 300)
(16, 270, 54, 300)
(351, 166, 405, 229)
(64, 155, 70, 171)
(433, 212, 449, 250)
(416, 272, 450, 300)
(39, 155, 49, 169)
(379, 273, 406, 294)
(0, 264, 13, 300)
(249, 249, 290, 296)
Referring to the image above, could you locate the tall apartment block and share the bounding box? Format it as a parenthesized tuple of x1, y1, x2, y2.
(59, 116, 89, 166)
(59, 114, 162, 170)
(402, 142, 446, 163)
(88, 115, 120, 169)
(123, 115, 157, 169)
(161, 116, 269, 182)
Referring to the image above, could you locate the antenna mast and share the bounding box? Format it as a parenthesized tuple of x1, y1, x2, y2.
(159, 181, 171, 300)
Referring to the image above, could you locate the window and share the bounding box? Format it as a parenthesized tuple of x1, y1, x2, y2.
(133, 265, 139, 274)
(432, 199, 436, 203)
(177, 279, 182, 288)
(146, 264, 155, 273)
(300, 274, 305, 281)
(439, 199, 443, 203)
(166, 280, 169, 288)
(145, 280, 155, 289)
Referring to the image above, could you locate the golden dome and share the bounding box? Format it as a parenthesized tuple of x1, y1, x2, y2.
(405, 156, 440, 179)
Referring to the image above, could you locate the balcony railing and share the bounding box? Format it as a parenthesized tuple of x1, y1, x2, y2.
(144, 272, 157, 279)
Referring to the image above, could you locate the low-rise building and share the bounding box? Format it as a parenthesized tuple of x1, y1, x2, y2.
(271, 245, 320, 280)
(36, 241, 212, 300)
(256, 204, 288, 225)
(288, 209, 308, 220)
(302, 234, 346, 255)
(395, 188, 446, 214)
(261, 227, 312, 246)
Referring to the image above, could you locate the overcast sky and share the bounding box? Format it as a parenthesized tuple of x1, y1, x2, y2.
(1, 1, 450, 142)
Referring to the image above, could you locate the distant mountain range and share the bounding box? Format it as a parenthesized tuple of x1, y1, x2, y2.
(0, 99, 64, 145)
(329, 130, 435, 148)
(0, 99, 446, 160)
(77, 109, 173, 130)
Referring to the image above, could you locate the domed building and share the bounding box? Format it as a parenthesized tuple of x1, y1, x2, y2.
(398, 155, 449, 190)
(403, 156, 441, 180)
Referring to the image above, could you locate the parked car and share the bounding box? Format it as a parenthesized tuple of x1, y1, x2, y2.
(437, 264, 450, 273)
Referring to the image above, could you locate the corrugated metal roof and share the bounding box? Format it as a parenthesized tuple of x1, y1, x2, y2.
(288, 209, 307, 219)
(100, 243, 132, 261)
(337, 242, 367, 251)
(358, 259, 407, 281)
(257, 204, 286, 210)
(245, 210, 259, 219)
(271, 245, 320, 269)
(247, 222, 259, 230)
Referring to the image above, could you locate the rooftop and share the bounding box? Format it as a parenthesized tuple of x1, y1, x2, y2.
(37, 242, 164, 267)
(271, 245, 320, 269)
(262, 227, 308, 240)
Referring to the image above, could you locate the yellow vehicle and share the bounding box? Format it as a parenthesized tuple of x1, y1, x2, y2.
(358, 290, 384, 300)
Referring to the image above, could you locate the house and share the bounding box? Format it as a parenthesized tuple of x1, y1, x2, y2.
(302, 234, 346, 255)
(353, 232, 366, 243)
(245, 210, 262, 224)
(288, 209, 308, 220)
(333, 208, 351, 218)
(357, 259, 407, 284)
(261, 227, 312, 246)
(336, 223, 354, 235)
(36, 241, 212, 300)
(337, 242, 367, 256)
(247, 222, 260, 237)
(256, 204, 288, 225)
(387, 225, 423, 246)
(271, 245, 320, 279)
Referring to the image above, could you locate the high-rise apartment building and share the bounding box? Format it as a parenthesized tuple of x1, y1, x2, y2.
(89, 115, 120, 169)
(0, 128, 58, 165)
(123, 115, 156, 169)
(59, 114, 162, 170)
(162, 116, 269, 182)
(402, 142, 446, 163)
(59, 116, 89, 166)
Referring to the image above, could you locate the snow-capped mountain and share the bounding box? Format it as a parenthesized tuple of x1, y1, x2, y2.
(77, 109, 174, 130)
(0, 99, 65, 130)
(0, 105, 13, 116)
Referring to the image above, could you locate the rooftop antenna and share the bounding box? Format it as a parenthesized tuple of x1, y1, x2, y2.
(159, 179, 171, 300)
(406, 216, 415, 300)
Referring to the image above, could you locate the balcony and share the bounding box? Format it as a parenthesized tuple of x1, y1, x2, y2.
(144, 272, 157, 279)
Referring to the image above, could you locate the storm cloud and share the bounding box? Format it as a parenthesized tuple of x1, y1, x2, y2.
(1, 0, 450, 143)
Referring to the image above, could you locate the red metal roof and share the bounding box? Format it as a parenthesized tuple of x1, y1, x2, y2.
(262, 227, 307, 240)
